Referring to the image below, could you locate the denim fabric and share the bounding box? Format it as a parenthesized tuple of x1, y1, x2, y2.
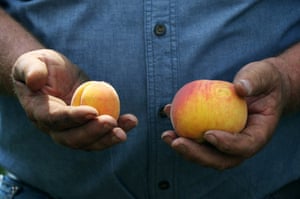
(265, 179, 300, 199)
(1, 1, 300, 198)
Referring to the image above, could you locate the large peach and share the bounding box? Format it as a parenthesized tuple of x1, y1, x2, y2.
(170, 80, 247, 142)
(71, 81, 120, 119)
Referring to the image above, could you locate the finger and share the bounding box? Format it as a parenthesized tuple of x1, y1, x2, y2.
(19, 90, 98, 131)
(41, 104, 99, 131)
(162, 104, 172, 118)
(233, 61, 281, 97)
(171, 137, 244, 170)
(80, 114, 139, 151)
(162, 130, 244, 169)
(117, 114, 138, 132)
(13, 53, 48, 92)
(161, 130, 178, 145)
(50, 115, 118, 149)
(25, 95, 99, 131)
(203, 113, 278, 158)
(13, 80, 99, 131)
(83, 127, 127, 151)
(203, 130, 254, 157)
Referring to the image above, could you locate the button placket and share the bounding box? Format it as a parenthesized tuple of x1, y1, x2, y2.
(145, 0, 178, 198)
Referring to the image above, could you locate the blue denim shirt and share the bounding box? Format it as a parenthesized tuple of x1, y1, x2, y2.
(1, 1, 300, 198)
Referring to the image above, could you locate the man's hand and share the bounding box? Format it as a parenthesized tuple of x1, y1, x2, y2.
(12, 49, 138, 151)
(162, 58, 289, 169)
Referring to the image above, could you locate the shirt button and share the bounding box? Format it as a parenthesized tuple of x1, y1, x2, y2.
(158, 180, 170, 190)
(154, 24, 167, 36)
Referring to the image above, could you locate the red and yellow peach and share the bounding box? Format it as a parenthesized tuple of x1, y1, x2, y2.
(170, 80, 247, 142)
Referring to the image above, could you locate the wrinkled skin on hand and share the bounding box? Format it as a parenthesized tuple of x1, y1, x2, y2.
(12, 49, 138, 151)
(162, 58, 289, 170)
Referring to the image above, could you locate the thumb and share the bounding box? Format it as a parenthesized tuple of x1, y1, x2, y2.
(13, 52, 48, 92)
(233, 60, 281, 97)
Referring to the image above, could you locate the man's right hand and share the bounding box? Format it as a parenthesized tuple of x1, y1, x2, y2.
(12, 49, 138, 151)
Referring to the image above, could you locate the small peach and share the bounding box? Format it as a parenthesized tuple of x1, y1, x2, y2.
(170, 80, 247, 142)
(71, 81, 120, 119)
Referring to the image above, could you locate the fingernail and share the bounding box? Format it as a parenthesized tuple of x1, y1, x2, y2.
(85, 113, 97, 120)
(161, 133, 172, 143)
(112, 128, 125, 143)
(124, 119, 137, 131)
(176, 144, 187, 154)
(239, 79, 252, 95)
(204, 133, 218, 145)
(112, 135, 121, 143)
(103, 122, 115, 131)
